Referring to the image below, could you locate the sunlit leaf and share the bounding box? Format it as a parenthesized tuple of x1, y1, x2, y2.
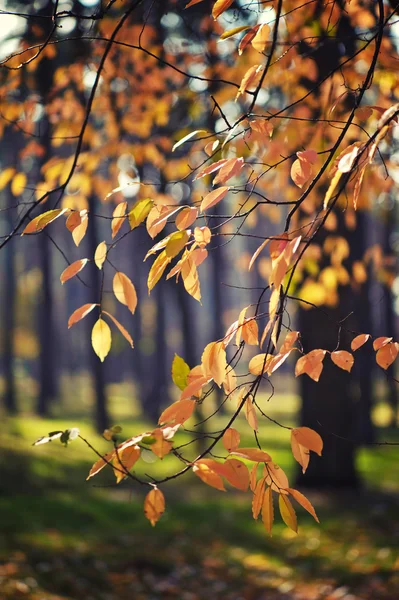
(330, 350, 354, 373)
(279, 494, 297, 533)
(68, 303, 97, 328)
(60, 258, 88, 284)
(91, 318, 112, 362)
(102, 311, 134, 348)
(94, 241, 107, 269)
(291, 427, 323, 456)
(144, 488, 165, 526)
(113, 272, 137, 314)
(222, 428, 240, 452)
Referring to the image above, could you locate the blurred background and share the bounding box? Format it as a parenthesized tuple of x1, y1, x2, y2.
(0, 0, 398, 598)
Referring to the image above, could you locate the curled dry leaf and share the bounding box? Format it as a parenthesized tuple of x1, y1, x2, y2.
(60, 258, 88, 284)
(222, 428, 240, 452)
(148, 250, 171, 292)
(376, 342, 398, 370)
(330, 350, 354, 373)
(251, 22, 270, 52)
(72, 210, 89, 246)
(91, 318, 112, 362)
(144, 488, 165, 526)
(351, 333, 370, 351)
(291, 157, 312, 188)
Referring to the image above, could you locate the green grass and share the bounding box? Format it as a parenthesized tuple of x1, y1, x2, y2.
(0, 404, 398, 599)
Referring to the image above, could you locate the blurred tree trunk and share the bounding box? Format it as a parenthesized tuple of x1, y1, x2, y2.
(87, 194, 109, 432)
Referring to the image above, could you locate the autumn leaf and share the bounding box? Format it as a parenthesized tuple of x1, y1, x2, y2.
(286, 488, 319, 523)
(330, 350, 354, 373)
(212, 0, 234, 20)
(91, 318, 112, 362)
(265, 462, 289, 493)
(295, 349, 326, 382)
(171, 354, 190, 390)
(11, 172, 27, 196)
(201, 341, 227, 386)
(22, 208, 67, 235)
(87, 450, 115, 480)
(373, 336, 393, 350)
(291, 427, 323, 456)
(376, 342, 398, 370)
(231, 448, 272, 462)
(158, 399, 196, 425)
(223, 458, 249, 491)
(193, 462, 226, 491)
(60, 259, 88, 284)
(111, 201, 127, 238)
(128, 197, 153, 230)
(144, 488, 165, 526)
(94, 241, 107, 269)
(351, 333, 370, 351)
(102, 311, 134, 348)
(279, 494, 298, 533)
(244, 398, 258, 431)
(113, 445, 140, 483)
(248, 353, 273, 376)
(113, 272, 137, 314)
(252, 477, 266, 519)
(242, 318, 259, 346)
(175, 206, 198, 230)
(165, 230, 189, 259)
(223, 366, 237, 396)
(290, 432, 310, 474)
(68, 303, 97, 328)
(262, 486, 274, 535)
(194, 226, 211, 246)
(148, 250, 171, 292)
(200, 186, 229, 211)
(150, 428, 173, 459)
(251, 23, 270, 53)
(222, 428, 240, 452)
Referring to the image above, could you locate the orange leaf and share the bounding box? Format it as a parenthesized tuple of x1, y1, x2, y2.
(231, 448, 272, 462)
(223, 366, 237, 396)
(250, 463, 259, 492)
(213, 157, 244, 185)
(87, 450, 115, 480)
(251, 23, 270, 53)
(60, 258, 88, 284)
(158, 399, 196, 425)
(193, 158, 227, 181)
(248, 238, 269, 271)
(222, 428, 240, 452)
(291, 157, 312, 188)
(144, 488, 165, 526)
(351, 333, 370, 351)
(330, 350, 354, 373)
(252, 477, 266, 519)
(193, 463, 226, 491)
(72, 210, 88, 246)
(181, 255, 201, 302)
(265, 462, 289, 493)
(113, 272, 137, 314)
(223, 458, 249, 491)
(150, 428, 173, 459)
(292, 427, 323, 456)
(176, 206, 198, 230)
(200, 186, 229, 211)
(295, 349, 326, 382)
(262, 485, 274, 535)
(236, 64, 264, 100)
(111, 201, 127, 238)
(290, 432, 310, 474)
(194, 226, 211, 247)
(376, 342, 398, 370)
(242, 318, 259, 346)
(280, 331, 299, 353)
(212, 0, 234, 19)
(22, 208, 67, 235)
(279, 494, 297, 533)
(113, 445, 140, 483)
(373, 336, 392, 351)
(102, 311, 134, 348)
(68, 303, 97, 328)
(286, 488, 319, 523)
(244, 398, 258, 431)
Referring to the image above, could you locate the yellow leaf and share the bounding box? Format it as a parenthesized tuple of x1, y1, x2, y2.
(286, 488, 319, 523)
(279, 494, 298, 533)
(242, 318, 259, 346)
(0, 167, 15, 191)
(292, 427, 323, 456)
(22, 208, 67, 235)
(91, 318, 112, 362)
(222, 428, 240, 452)
(71, 210, 89, 247)
(68, 303, 97, 328)
(94, 241, 107, 269)
(193, 463, 226, 491)
(248, 353, 273, 376)
(223, 366, 237, 396)
(144, 488, 165, 526)
(171, 354, 190, 391)
(165, 230, 189, 258)
(201, 341, 227, 386)
(193, 226, 211, 247)
(128, 197, 153, 230)
(251, 23, 270, 53)
(11, 172, 27, 196)
(60, 258, 88, 284)
(102, 311, 134, 348)
(262, 486, 274, 535)
(113, 272, 137, 314)
(147, 250, 171, 292)
(111, 201, 127, 238)
(219, 25, 249, 40)
(331, 350, 354, 373)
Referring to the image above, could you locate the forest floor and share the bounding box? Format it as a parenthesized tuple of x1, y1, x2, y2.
(0, 399, 398, 600)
